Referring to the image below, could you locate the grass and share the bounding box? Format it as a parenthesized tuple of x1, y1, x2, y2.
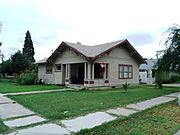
(0, 79, 63, 93)
(77, 101, 180, 135)
(0, 119, 10, 134)
(9, 85, 180, 120)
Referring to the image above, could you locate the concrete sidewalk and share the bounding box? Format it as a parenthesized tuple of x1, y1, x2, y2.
(2, 91, 180, 135)
(127, 96, 175, 111)
(3, 88, 74, 96)
(163, 83, 180, 87)
(174, 130, 180, 135)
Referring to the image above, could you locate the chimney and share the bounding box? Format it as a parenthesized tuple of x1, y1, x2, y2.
(76, 42, 81, 45)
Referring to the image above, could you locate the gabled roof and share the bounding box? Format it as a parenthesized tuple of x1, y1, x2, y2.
(35, 58, 48, 64)
(39, 39, 145, 64)
(140, 59, 157, 70)
(63, 40, 125, 58)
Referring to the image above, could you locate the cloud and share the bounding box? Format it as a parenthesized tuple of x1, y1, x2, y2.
(126, 31, 156, 46)
(1, 0, 180, 61)
(135, 41, 166, 59)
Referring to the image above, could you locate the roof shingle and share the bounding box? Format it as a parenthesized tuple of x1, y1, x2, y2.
(37, 39, 145, 64)
(64, 39, 125, 57)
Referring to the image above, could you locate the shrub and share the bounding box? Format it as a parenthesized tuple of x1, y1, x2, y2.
(123, 82, 128, 93)
(156, 79, 163, 89)
(170, 75, 180, 83)
(18, 70, 37, 85)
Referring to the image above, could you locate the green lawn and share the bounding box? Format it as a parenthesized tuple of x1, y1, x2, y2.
(0, 79, 63, 93)
(0, 119, 10, 134)
(9, 86, 180, 120)
(78, 101, 180, 135)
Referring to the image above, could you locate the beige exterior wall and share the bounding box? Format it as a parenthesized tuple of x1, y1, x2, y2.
(53, 48, 87, 85)
(38, 48, 87, 85)
(38, 47, 140, 86)
(54, 48, 87, 64)
(54, 71, 62, 84)
(94, 47, 140, 86)
(38, 64, 54, 84)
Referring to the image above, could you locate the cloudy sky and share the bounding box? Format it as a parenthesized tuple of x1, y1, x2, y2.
(0, 0, 179, 61)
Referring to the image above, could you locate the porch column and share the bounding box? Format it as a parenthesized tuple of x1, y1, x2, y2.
(66, 64, 70, 78)
(92, 63, 94, 79)
(84, 62, 87, 79)
(68, 64, 71, 83)
(65, 64, 68, 79)
(87, 62, 91, 79)
(104, 64, 108, 79)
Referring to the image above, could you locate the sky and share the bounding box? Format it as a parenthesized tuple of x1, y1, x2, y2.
(0, 0, 180, 61)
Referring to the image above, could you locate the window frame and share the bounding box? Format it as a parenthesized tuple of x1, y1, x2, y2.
(46, 65, 53, 74)
(118, 64, 133, 79)
(55, 64, 62, 72)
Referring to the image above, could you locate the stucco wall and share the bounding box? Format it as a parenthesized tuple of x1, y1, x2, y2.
(38, 48, 87, 84)
(38, 46, 141, 86)
(54, 48, 87, 64)
(95, 47, 140, 86)
(38, 64, 54, 84)
(139, 71, 147, 83)
(54, 71, 62, 84)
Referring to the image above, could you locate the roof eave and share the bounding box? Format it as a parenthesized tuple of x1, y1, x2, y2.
(124, 39, 146, 64)
(47, 42, 91, 62)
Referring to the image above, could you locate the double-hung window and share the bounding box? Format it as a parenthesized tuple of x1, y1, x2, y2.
(119, 65, 133, 79)
(46, 65, 52, 74)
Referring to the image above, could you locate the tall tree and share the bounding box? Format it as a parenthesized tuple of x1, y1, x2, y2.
(0, 22, 4, 62)
(22, 30, 35, 63)
(0, 22, 2, 47)
(0, 51, 30, 75)
(11, 51, 30, 74)
(157, 25, 180, 73)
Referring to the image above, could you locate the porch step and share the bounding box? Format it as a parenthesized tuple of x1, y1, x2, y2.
(68, 84, 86, 90)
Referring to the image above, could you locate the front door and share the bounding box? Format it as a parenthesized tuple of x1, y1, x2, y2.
(77, 65, 84, 84)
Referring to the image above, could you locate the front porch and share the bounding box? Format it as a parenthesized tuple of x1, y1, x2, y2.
(64, 62, 109, 88)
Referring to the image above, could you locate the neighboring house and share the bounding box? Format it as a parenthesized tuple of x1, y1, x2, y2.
(139, 58, 157, 84)
(36, 39, 145, 88)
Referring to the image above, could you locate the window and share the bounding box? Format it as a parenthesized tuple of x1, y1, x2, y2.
(55, 64, 61, 71)
(94, 63, 104, 79)
(119, 65, 133, 79)
(46, 65, 52, 74)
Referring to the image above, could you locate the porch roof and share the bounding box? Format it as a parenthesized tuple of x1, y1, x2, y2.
(35, 58, 48, 64)
(39, 39, 145, 64)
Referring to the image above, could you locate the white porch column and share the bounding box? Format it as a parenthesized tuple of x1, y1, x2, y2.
(104, 64, 106, 79)
(87, 62, 91, 79)
(68, 64, 71, 83)
(84, 62, 87, 79)
(65, 64, 68, 79)
(92, 63, 94, 79)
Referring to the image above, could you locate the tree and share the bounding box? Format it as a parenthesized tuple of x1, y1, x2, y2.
(22, 30, 35, 63)
(156, 25, 180, 73)
(0, 51, 30, 75)
(11, 51, 30, 74)
(0, 22, 4, 62)
(0, 59, 13, 76)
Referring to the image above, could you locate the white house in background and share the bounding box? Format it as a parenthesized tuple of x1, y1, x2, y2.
(36, 39, 145, 88)
(139, 58, 157, 84)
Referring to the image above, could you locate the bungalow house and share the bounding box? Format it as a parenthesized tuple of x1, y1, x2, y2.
(139, 58, 157, 84)
(36, 39, 145, 88)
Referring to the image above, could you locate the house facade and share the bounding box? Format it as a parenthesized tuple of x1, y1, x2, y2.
(36, 39, 145, 88)
(139, 59, 157, 84)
